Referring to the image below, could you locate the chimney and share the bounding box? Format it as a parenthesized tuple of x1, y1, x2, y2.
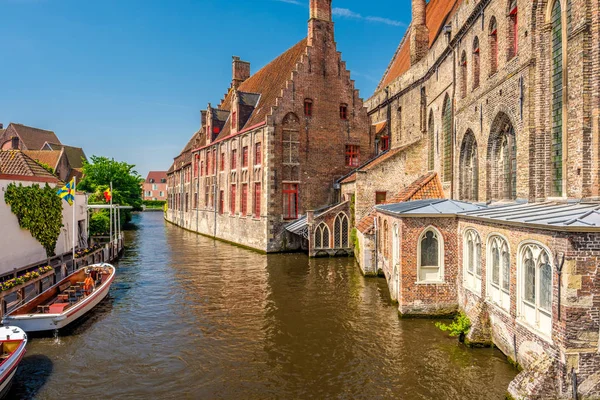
(308, 0, 334, 47)
(201, 110, 207, 129)
(232, 56, 250, 90)
(410, 0, 429, 65)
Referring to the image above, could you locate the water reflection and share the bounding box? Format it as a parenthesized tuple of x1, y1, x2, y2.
(8, 212, 515, 399)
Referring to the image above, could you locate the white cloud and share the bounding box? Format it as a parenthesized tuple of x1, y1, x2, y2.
(333, 6, 405, 27)
(272, 0, 303, 5)
(365, 16, 406, 27)
(332, 7, 362, 19)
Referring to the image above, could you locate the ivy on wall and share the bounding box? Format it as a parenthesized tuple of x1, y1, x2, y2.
(4, 183, 64, 257)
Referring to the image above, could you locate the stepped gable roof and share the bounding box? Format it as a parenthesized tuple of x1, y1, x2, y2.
(0, 150, 60, 182)
(378, 0, 462, 90)
(22, 150, 62, 170)
(214, 38, 307, 142)
(9, 123, 61, 150)
(357, 172, 444, 234)
(146, 171, 167, 183)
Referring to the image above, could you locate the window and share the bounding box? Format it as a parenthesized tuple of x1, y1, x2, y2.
(334, 213, 349, 248)
(254, 183, 261, 218)
(551, 0, 564, 197)
(460, 51, 467, 98)
(231, 149, 237, 170)
(519, 243, 552, 336)
(230, 184, 236, 214)
(242, 146, 249, 168)
(380, 136, 390, 152)
(205, 186, 209, 207)
(200, 161, 204, 176)
(418, 227, 443, 282)
(464, 229, 482, 293)
(420, 88, 427, 132)
(219, 190, 224, 214)
(473, 37, 480, 89)
(383, 220, 389, 258)
(375, 191, 387, 204)
(428, 110, 435, 170)
(314, 223, 330, 249)
(304, 99, 313, 117)
(206, 152, 210, 175)
(254, 142, 262, 165)
(220, 152, 225, 171)
(489, 17, 499, 74)
(241, 184, 248, 215)
(232, 111, 237, 131)
(345, 145, 360, 167)
(152, 184, 157, 190)
(283, 183, 298, 219)
(459, 130, 479, 201)
(397, 106, 403, 142)
(340, 104, 348, 120)
(11, 137, 18, 149)
(160, 191, 164, 197)
(488, 113, 517, 201)
(442, 95, 453, 182)
(508, 0, 518, 59)
(488, 235, 510, 311)
(212, 149, 217, 174)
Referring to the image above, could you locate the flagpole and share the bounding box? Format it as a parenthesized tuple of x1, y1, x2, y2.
(72, 176, 77, 263)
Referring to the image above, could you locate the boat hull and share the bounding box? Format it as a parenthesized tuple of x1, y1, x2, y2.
(0, 327, 27, 399)
(2, 265, 115, 333)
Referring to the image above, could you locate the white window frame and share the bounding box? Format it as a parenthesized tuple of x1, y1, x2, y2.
(417, 226, 444, 283)
(334, 212, 350, 248)
(486, 234, 511, 312)
(392, 223, 400, 300)
(314, 222, 330, 249)
(463, 229, 482, 295)
(517, 241, 553, 338)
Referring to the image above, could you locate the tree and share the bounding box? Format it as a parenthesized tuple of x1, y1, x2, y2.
(78, 156, 143, 220)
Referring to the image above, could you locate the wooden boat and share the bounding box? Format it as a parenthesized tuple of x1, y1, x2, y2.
(0, 326, 27, 399)
(1, 264, 115, 333)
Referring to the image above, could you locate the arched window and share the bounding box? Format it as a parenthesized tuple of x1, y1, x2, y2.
(551, 0, 564, 197)
(314, 223, 330, 249)
(489, 17, 498, 75)
(519, 243, 553, 335)
(418, 227, 444, 282)
(488, 113, 517, 201)
(334, 213, 349, 248)
(442, 95, 453, 183)
(383, 220, 389, 257)
(508, 0, 518, 59)
(459, 130, 479, 201)
(472, 37, 480, 89)
(488, 235, 510, 311)
(460, 51, 467, 98)
(464, 229, 482, 293)
(428, 110, 435, 171)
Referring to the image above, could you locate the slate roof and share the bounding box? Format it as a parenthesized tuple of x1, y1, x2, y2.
(146, 171, 167, 184)
(378, 0, 462, 90)
(22, 150, 62, 170)
(377, 199, 485, 216)
(357, 172, 444, 234)
(9, 123, 61, 150)
(0, 150, 60, 182)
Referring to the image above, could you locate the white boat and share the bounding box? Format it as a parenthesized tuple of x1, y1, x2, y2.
(1, 264, 115, 333)
(0, 326, 27, 399)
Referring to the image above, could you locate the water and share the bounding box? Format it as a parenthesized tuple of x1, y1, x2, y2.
(8, 212, 516, 399)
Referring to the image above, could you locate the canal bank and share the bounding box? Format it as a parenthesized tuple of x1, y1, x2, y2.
(8, 212, 516, 399)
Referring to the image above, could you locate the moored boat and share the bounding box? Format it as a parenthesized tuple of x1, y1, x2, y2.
(0, 326, 27, 399)
(1, 264, 115, 333)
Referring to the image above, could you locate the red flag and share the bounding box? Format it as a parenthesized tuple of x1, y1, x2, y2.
(103, 188, 112, 203)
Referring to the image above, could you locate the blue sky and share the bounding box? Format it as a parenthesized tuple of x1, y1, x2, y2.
(0, 0, 411, 176)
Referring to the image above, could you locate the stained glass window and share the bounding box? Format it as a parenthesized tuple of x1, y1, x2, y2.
(334, 213, 349, 248)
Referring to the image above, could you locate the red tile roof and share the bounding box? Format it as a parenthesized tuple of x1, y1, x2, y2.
(22, 150, 62, 170)
(146, 171, 167, 183)
(0, 150, 60, 182)
(357, 172, 444, 234)
(378, 0, 462, 90)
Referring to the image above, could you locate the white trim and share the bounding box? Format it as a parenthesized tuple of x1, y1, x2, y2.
(463, 228, 482, 294)
(486, 233, 511, 311)
(417, 226, 445, 283)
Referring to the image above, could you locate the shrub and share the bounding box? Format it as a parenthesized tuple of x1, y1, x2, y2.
(435, 312, 471, 340)
(89, 211, 110, 236)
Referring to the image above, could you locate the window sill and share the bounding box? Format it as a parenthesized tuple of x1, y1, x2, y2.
(416, 280, 446, 285)
(515, 317, 553, 345)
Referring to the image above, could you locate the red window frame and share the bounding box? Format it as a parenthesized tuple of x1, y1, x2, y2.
(212, 149, 217, 174)
(254, 142, 262, 165)
(200, 161, 204, 176)
(241, 183, 248, 215)
(254, 183, 261, 218)
(230, 184, 236, 214)
(220, 152, 225, 171)
(206, 152, 211, 175)
(231, 149, 237, 170)
(340, 104, 348, 120)
(283, 183, 299, 220)
(232, 111, 237, 131)
(304, 99, 313, 117)
(510, 6, 518, 56)
(381, 136, 390, 151)
(345, 145, 360, 167)
(242, 146, 249, 168)
(219, 190, 224, 215)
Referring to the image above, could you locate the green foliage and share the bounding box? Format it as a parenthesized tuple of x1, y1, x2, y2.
(351, 227, 359, 255)
(89, 211, 110, 236)
(5, 183, 64, 257)
(435, 312, 471, 338)
(37, 162, 55, 175)
(78, 156, 143, 211)
(143, 200, 166, 208)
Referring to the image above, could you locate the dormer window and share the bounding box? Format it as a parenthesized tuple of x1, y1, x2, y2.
(304, 99, 313, 117)
(11, 137, 18, 150)
(150, 179, 155, 183)
(340, 104, 348, 120)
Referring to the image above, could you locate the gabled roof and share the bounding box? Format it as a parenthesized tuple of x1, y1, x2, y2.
(9, 123, 61, 150)
(42, 142, 86, 169)
(0, 150, 60, 182)
(146, 171, 167, 183)
(357, 172, 445, 234)
(378, 0, 462, 90)
(22, 150, 62, 170)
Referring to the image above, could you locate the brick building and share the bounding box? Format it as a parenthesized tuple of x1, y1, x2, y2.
(166, 0, 371, 252)
(341, 0, 600, 397)
(143, 171, 167, 201)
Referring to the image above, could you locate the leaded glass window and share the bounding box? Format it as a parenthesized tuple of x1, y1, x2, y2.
(492, 244, 500, 285)
(520, 243, 553, 334)
(334, 213, 349, 248)
(314, 223, 330, 249)
(490, 236, 510, 289)
(460, 130, 479, 201)
(551, 0, 564, 197)
(442, 95, 453, 182)
(473, 37, 480, 89)
(464, 230, 482, 287)
(502, 244, 510, 291)
(421, 231, 439, 267)
(524, 248, 536, 303)
(419, 228, 443, 282)
(489, 114, 517, 200)
(428, 111, 435, 171)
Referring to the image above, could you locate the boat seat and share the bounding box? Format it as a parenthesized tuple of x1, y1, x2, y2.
(58, 282, 71, 293)
(49, 303, 69, 314)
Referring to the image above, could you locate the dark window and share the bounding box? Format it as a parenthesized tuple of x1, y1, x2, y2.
(283, 183, 299, 220)
(11, 137, 18, 149)
(508, 0, 518, 59)
(380, 136, 390, 151)
(340, 104, 348, 120)
(254, 183, 261, 218)
(231, 149, 237, 170)
(242, 146, 249, 167)
(459, 130, 479, 201)
(219, 190, 224, 214)
(490, 18, 498, 74)
(254, 142, 262, 165)
(460, 51, 467, 98)
(345, 145, 360, 167)
(376, 192, 387, 204)
(442, 95, 453, 182)
(212, 149, 217, 174)
(551, 0, 563, 197)
(220, 152, 225, 171)
(241, 184, 248, 215)
(473, 37, 480, 89)
(304, 99, 313, 117)
(230, 184, 236, 214)
(421, 231, 439, 267)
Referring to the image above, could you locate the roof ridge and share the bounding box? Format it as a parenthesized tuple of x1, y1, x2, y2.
(11, 123, 55, 134)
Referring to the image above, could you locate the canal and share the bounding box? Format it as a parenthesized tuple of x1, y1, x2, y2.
(9, 212, 516, 399)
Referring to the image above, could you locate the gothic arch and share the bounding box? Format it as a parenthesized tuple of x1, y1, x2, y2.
(459, 130, 479, 201)
(487, 112, 517, 201)
(334, 212, 349, 248)
(314, 222, 330, 249)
